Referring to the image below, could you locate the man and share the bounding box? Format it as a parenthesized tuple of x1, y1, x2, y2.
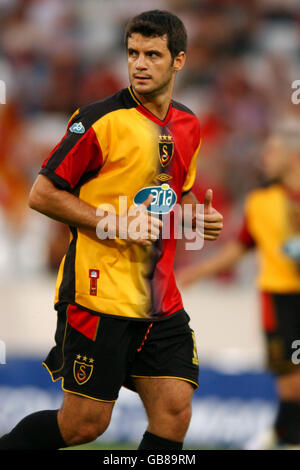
(178, 129, 300, 447)
(0, 10, 223, 450)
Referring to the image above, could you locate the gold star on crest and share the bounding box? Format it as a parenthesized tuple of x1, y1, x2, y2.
(159, 134, 173, 142)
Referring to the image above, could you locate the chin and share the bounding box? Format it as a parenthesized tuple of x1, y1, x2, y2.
(132, 84, 158, 97)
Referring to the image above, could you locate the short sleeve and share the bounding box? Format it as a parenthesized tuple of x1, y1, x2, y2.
(181, 137, 202, 195)
(39, 109, 103, 191)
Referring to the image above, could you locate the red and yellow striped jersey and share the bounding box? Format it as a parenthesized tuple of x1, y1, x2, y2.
(40, 86, 201, 319)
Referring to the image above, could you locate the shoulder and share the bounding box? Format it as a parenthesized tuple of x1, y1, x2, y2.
(171, 99, 197, 117)
(172, 99, 201, 144)
(245, 183, 283, 210)
(68, 88, 136, 130)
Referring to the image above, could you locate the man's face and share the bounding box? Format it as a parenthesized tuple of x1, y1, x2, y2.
(262, 136, 287, 180)
(127, 33, 182, 97)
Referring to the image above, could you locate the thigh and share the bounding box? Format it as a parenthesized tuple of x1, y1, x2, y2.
(59, 390, 114, 426)
(58, 391, 115, 443)
(126, 310, 199, 391)
(134, 377, 194, 416)
(261, 293, 300, 374)
(43, 304, 140, 402)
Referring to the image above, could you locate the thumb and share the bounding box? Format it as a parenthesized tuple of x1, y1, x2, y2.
(204, 189, 213, 214)
(141, 193, 154, 209)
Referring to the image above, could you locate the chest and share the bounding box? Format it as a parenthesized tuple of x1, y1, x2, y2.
(248, 191, 291, 247)
(99, 109, 195, 182)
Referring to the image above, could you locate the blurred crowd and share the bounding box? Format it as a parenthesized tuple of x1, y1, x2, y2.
(0, 0, 300, 278)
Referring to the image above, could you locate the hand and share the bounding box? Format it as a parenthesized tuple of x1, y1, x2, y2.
(117, 194, 163, 246)
(196, 189, 223, 241)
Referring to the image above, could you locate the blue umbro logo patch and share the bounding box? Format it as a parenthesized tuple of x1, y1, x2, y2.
(70, 122, 85, 134)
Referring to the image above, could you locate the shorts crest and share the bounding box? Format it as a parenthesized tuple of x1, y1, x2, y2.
(73, 357, 94, 385)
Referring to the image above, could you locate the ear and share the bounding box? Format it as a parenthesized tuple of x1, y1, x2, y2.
(173, 51, 186, 72)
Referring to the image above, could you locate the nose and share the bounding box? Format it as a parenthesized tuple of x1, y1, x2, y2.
(135, 53, 147, 70)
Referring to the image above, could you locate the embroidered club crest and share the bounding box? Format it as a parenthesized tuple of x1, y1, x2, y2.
(158, 134, 174, 167)
(73, 358, 94, 385)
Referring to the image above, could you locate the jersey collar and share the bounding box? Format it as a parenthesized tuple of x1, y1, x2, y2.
(127, 86, 173, 126)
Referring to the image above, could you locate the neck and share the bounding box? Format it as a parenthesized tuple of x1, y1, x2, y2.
(132, 81, 174, 121)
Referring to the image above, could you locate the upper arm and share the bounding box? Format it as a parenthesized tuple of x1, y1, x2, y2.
(39, 108, 103, 192)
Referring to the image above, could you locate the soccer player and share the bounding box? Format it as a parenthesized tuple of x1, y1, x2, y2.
(0, 10, 223, 450)
(177, 129, 300, 447)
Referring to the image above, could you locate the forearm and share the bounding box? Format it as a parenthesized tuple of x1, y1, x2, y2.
(28, 175, 161, 245)
(180, 191, 198, 206)
(29, 175, 101, 231)
(192, 241, 248, 278)
(180, 191, 198, 227)
(177, 240, 249, 288)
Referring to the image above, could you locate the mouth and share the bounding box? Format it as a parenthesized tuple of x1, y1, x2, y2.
(134, 75, 151, 82)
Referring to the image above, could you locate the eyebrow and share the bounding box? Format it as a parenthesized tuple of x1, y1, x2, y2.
(127, 48, 162, 55)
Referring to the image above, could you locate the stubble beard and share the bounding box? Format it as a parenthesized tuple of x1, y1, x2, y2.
(132, 67, 174, 100)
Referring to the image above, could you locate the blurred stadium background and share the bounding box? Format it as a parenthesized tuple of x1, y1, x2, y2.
(1, 0, 300, 450)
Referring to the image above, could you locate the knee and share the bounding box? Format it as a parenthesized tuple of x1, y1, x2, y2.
(159, 399, 192, 431)
(148, 400, 192, 442)
(169, 402, 192, 428)
(277, 373, 300, 402)
(59, 412, 111, 447)
(70, 421, 109, 446)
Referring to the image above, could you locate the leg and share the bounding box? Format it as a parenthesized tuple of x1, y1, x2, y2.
(58, 391, 115, 446)
(0, 409, 65, 450)
(41, 307, 133, 446)
(261, 293, 300, 445)
(127, 311, 199, 449)
(277, 371, 300, 403)
(0, 306, 133, 450)
(274, 372, 300, 445)
(0, 391, 115, 450)
(135, 377, 194, 447)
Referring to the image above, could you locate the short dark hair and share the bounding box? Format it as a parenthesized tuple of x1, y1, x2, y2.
(125, 10, 187, 59)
